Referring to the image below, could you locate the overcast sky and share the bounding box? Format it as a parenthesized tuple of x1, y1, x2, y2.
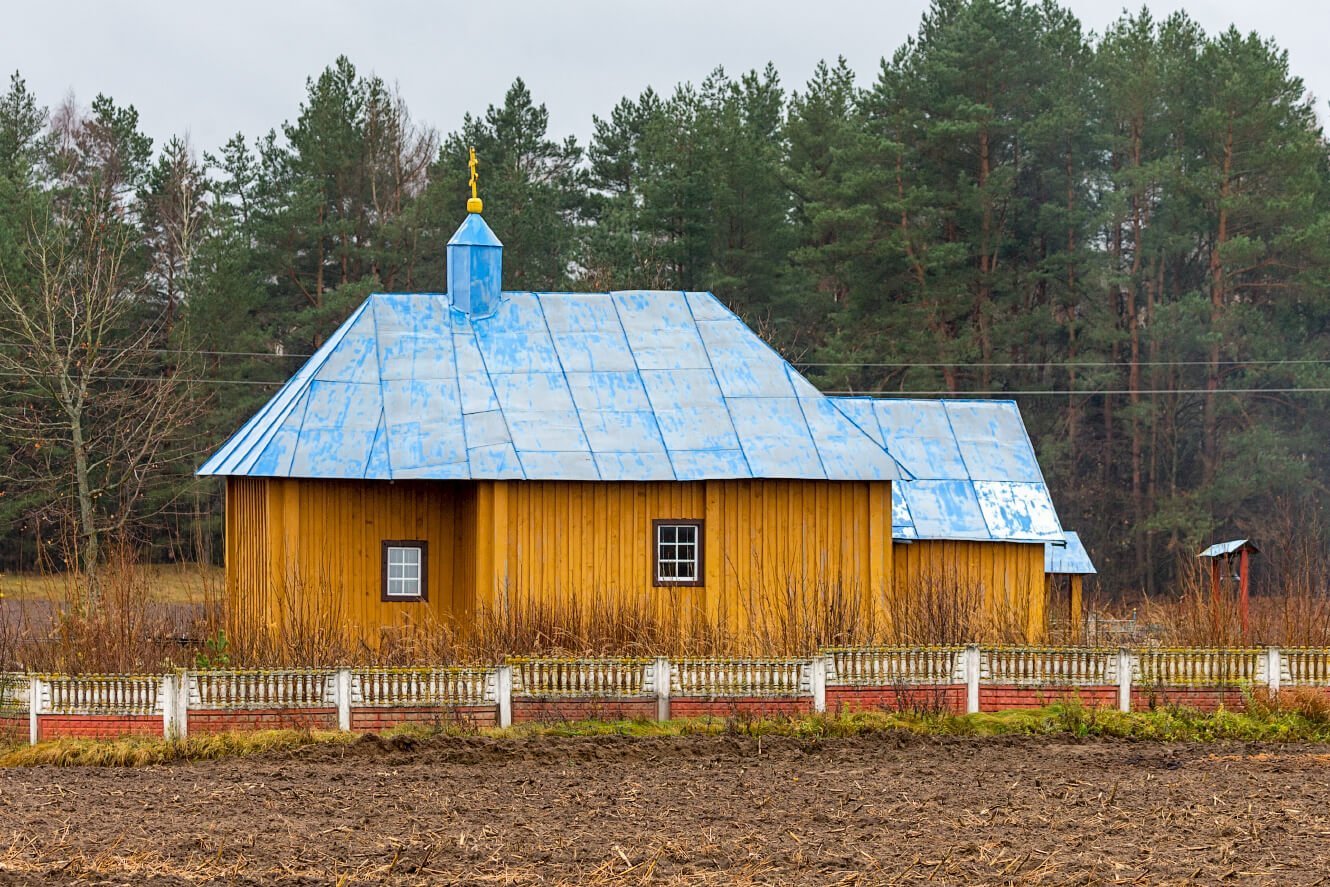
(4, 0, 1327, 155)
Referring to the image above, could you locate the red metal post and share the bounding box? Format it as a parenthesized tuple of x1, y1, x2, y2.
(1239, 547, 1250, 641)
(1211, 559, 1222, 640)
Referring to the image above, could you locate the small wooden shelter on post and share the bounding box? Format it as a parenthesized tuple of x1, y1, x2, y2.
(1198, 539, 1258, 641)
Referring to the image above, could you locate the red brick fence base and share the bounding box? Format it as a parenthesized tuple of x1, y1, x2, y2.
(3, 646, 1326, 744)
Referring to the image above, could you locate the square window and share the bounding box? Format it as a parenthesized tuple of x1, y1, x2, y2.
(653, 520, 703, 587)
(382, 541, 427, 601)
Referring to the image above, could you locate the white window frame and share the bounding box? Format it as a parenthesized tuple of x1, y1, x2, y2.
(653, 520, 703, 587)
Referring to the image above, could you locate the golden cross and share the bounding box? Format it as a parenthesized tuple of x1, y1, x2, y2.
(466, 146, 483, 213)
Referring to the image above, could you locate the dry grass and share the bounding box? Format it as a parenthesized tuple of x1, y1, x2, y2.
(0, 563, 220, 605)
(884, 568, 1036, 645)
(1142, 551, 1330, 647)
(0, 549, 226, 673)
(0, 728, 354, 767)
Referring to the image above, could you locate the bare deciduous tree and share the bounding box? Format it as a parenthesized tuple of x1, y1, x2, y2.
(0, 199, 201, 600)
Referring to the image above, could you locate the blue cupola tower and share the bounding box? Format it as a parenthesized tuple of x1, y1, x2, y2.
(447, 147, 503, 316)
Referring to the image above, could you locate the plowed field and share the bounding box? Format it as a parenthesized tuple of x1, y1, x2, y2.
(0, 733, 1327, 884)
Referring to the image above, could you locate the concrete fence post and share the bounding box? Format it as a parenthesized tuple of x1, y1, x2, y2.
(1117, 647, 1133, 713)
(28, 676, 42, 746)
(1266, 646, 1281, 694)
(335, 668, 353, 731)
(653, 657, 671, 721)
(174, 671, 190, 740)
(496, 665, 513, 728)
(161, 674, 179, 739)
(965, 644, 981, 714)
(810, 657, 829, 714)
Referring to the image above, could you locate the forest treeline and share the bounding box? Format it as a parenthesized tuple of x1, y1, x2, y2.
(1, 0, 1328, 597)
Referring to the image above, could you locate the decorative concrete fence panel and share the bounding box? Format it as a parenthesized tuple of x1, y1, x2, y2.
(1134, 648, 1265, 686)
(37, 674, 166, 741)
(1281, 649, 1330, 687)
(983, 647, 1118, 686)
(669, 658, 813, 718)
(508, 658, 655, 723)
(823, 647, 967, 715)
(979, 647, 1120, 711)
(350, 667, 499, 731)
(826, 647, 964, 686)
(0, 673, 29, 742)
(510, 658, 651, 697)
(354, 667, 495, 706)
(191, 670, 336, 708)
(1132, 648, 1265, 711)
(45, 674, 162, 714)
(187, 670, 339, 734)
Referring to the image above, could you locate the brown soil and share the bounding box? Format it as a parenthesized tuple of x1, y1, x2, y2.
(0, 733, 1327, 885)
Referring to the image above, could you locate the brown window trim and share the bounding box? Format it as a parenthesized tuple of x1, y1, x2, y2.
(381, 540, 429, 602)
(652, 519, 704, 587)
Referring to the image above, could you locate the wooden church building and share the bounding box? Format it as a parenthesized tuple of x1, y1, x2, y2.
(202, 162, 1084, 646)
(200, 180, 906, 644)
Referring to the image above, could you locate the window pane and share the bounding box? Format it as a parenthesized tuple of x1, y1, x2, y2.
(677, 526, 696, 545)
(389, 577, 420, 598)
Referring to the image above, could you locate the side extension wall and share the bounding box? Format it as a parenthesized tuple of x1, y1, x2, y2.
(893, 540, 1046, 640)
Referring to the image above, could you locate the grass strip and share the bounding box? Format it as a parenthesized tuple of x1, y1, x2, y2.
(4, 700, 1330, 767)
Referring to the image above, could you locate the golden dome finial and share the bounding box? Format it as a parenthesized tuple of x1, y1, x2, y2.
(467, 146, 483, 213)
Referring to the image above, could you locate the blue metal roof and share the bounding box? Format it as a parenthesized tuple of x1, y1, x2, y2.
(1046, 531, 1096, 575)
(831, 397, 1064, 544)
(200, 290, 900, 482)
(1198, 539, 1258, 558)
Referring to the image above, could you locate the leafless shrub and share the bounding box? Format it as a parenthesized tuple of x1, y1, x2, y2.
(230, 566, 353, 666)
(12, 538, 210, 673)
(886, 569, 982, 644)
(742, 574, 882, 656)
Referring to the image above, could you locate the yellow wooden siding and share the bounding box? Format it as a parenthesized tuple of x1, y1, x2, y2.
(225, 477, 270, 641)
(486, 479, 892, 636)
(227, 477, 474, 643)
(227, 477, 894, 646)
(892, 540, 1046, 639)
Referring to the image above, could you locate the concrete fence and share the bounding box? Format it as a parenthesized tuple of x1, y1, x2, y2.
(3, 645, 1330, 745)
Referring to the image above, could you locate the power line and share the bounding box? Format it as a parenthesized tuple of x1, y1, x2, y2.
(0, 342, 310, 360)
(796, 358, 1330, 369)
(1, 368, 1329, 397)
(0, 370, 282, 387)
(825, 387, 1330, 396)
(3, 342, 1330, 372)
